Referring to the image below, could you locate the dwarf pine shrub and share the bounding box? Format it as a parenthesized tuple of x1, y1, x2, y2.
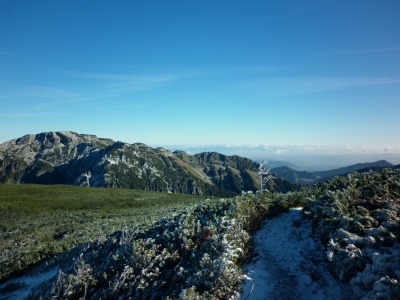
(27, 188, 307, 299)
(304, 168, 400, 299)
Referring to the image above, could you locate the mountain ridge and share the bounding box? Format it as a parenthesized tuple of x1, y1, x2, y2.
(0, 131, 300, 195)
(271, 160, 395, 185)
(269, 166, 320, 185)
(312, 160, 393, 178)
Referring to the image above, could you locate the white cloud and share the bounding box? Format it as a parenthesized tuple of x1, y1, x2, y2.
(276, 149, 288, 154)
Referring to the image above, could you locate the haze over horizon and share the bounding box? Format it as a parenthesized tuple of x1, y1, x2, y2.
(1, 1, 399, 153)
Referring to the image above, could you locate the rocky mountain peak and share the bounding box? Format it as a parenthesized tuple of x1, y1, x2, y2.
(156, 147, 171, 153)
(173, 150, 187, 155)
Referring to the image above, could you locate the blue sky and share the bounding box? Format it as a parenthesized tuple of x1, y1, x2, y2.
(1, 0, 400, 151)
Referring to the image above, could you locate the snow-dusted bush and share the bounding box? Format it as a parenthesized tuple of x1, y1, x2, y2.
(27, 188, 306, 299)
(350, 246, 400, 299)
(305, 168, 400, 299)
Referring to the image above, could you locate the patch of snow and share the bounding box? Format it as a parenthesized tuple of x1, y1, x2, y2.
(240, 208, 353, 300)
(0, 268, 58, 300)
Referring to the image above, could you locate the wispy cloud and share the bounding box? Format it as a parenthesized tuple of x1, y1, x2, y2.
(0, 65, 282, 106)
(0, 85, 119, 113)
(67, 70, 181, 85)
(38, 69, 196, 102)
(318, 47, 400, 56)
(63, 65, 279, 86)
(89, 100, 145, 110)
(0, 70, 180, 108)
(247, 77, 400, 96)
(0, 51, 29, 58)
(105, 100, 144, 108)
(0, 86, 78, 100)
(0, 111, 64, 118)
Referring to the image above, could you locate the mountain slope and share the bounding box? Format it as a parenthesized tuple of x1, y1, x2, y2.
(0, 131, 300, 195)
(271, 161, 395, 185)
(313, 163, 400, 183)
(270, 166, 320, 185)
(173, 151, 262, 194)
(265, 160, 301, 171)
(313, 160, 393, 178)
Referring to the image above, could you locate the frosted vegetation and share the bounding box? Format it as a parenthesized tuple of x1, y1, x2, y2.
(1, 168, 399, 299)
(304, 168, 400, 299)
(25, 190, 303, 299)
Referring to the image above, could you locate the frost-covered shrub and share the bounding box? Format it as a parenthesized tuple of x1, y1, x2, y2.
(28, 188, 306, 299)
(351, 246, 400, 299)
(327, 240, 366, 281)
(31, 190, 296, 299)
(304, 168, 400, 299)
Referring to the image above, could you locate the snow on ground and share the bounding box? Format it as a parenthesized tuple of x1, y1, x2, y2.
(240, 208, 352, 300)
(0, 268, 58, 300)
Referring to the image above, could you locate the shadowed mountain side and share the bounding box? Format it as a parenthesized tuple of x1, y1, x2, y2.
(264, 160, 301, 171)
(270, 166, 321, 185)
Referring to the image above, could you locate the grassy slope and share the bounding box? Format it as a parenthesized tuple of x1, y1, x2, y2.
(0, 184, 206, 282)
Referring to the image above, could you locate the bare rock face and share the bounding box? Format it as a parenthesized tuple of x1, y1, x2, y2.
(0, 131, 300, 195)
(1, 131, 110, 164)
(0, 131, 111, 184)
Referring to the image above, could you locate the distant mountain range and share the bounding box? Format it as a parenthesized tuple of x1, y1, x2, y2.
(0, 131, 301, 196)
(271, 160, 397, 185)
(268, 166, 320, 185)
(264, 160, 301, 171)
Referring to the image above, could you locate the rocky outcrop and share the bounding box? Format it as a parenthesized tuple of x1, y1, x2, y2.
(171, 151, 261, 193)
